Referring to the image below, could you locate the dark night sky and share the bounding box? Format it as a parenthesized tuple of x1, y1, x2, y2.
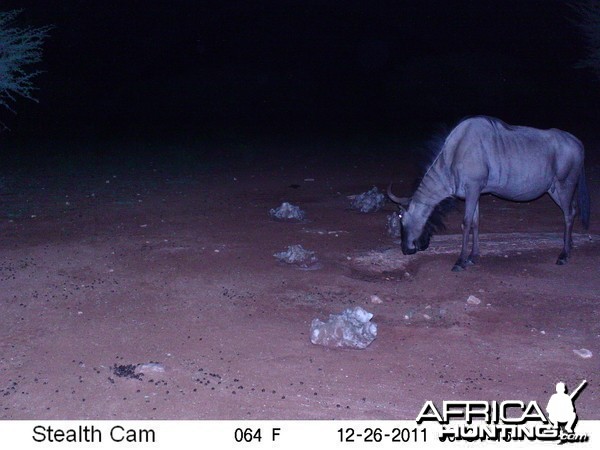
(3, 0, 599, 146)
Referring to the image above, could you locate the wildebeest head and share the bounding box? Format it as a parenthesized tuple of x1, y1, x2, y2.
(388, 184, 447, 255)
(399, 203, 433, 255)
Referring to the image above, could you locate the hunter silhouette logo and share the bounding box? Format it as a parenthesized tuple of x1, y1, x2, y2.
(546, 380, 587, 434)
(416, 379, 589, 443)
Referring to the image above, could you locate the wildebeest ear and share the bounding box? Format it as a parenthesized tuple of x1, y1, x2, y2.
(387, 183, 410, 208)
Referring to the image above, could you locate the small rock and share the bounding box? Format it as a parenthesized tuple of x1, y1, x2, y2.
(573, 348, 593, 359)
(467, 295, 481, 305)
(270, 202, 306, 220)
(351, 187, 386, 213)
(137, 362, 166, 373)
(370, 295, 383, 304)
(274, 244, 319, 269)
(310, 307, 377, 349)
(387, 213, 402, 238)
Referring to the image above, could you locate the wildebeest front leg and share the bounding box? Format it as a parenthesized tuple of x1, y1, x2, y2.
(467, 201, 480, 265)
(452, 192, 479, 272)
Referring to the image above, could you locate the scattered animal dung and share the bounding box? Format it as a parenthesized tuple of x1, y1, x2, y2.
(387, 213, 402, 238)
(350, 186, 386, 213)
(269, 202, 305, 220)
(273, 245, 319, 269)
(467, 295, 482, 305)
(573, 348, 593, 359)
(310, 306, 377, 349)
(111, 364, 143, 380)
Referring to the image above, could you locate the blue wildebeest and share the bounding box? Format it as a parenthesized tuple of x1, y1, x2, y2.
(387, 116, 590, 271)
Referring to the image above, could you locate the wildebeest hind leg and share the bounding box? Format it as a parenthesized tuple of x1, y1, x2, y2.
(548, 183, 576, 265)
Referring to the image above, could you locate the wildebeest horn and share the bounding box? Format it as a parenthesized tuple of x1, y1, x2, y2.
(387, 183, 410, 207)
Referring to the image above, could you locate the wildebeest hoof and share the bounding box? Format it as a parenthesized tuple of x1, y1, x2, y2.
(451, 264, 465, 272)
(556, 252, 568, 265)
(467, 255, 479, 265)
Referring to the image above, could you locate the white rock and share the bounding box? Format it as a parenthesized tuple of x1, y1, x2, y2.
(310, 307, 377, 349)
(269, 202, 306, 220)
(370, 295, 383, 304)
(351, 187, 386, 213)
(274, 245, 318, 269)
(573, 348, 593, 359)
(467, 295, 481, 305)
(137, 363, 165, 373)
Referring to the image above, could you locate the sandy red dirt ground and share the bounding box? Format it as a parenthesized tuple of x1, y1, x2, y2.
(1, 143, 598, 419)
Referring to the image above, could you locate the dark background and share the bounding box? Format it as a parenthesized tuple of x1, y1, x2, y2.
(2, 0, 599, 152)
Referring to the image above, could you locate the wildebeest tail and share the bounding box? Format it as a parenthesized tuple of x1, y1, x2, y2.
(578, 164, 590, 230)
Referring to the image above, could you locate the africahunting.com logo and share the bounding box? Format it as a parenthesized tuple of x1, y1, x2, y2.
(416, 380, 589, 444)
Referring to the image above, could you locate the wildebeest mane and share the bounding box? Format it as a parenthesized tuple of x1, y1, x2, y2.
(410, 124, 450, 192)
(421, 196, 455, 237)
(410, 124, 457, 244)
(468, 115, 516, 132)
